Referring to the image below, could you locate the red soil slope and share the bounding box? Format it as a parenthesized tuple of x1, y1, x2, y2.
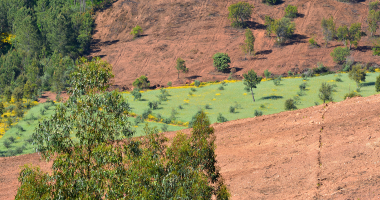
(2, 94, 380, 199)
(90, 0, 380, 89)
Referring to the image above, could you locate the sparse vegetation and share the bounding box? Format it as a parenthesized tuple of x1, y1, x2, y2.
(254, 110, 263, 116)
(242, 28, 255, 57)
(344, 91, 362, 99)
(264, 69, 271, 78)
(348, 64, 366, 87)
(285, 98, 297, 110)
(272, 17, 296, 45)
(321, 17, 336, 47)
(262, 0, 279, 5)
(308, 37, 319, 48)
(175, 58, 189, 79)
(217, 113, 228, 122)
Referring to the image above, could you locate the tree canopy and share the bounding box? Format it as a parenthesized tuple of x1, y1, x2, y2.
(243, 69, 262, 102)
(228, 2, 254, 27)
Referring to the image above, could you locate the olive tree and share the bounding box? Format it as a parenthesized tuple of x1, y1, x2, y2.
(243, 69, 262, 102)
(213, 53, 231, 72)
(272, 17, 296, 45)
(318, 82, 336, 103)
(228, 2, 254, 27)
(348, 64, 366, 87)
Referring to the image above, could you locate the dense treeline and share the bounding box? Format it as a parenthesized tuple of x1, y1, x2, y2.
(0, 0, 112, 100)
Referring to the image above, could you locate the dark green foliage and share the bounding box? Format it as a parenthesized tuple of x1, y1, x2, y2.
(264, 15, 275, 37)
(189, 91, 193, 96)
(175, 58, 188, 79)
(131, 89, 142, 101)
(348, 64, 366, 86)
(313, 63, 330, 74)
(264, 69, 271, 78)
(243, 69, 262, 102)
(3, 139, 11, 148)
(319, 82, 336, 103)
(217, 113, 228, 123)
(135, 115, 144, 125)
(373, 38, 380, 56)
(130, 25, 143, 39)
(148, 101, 159, 110)
(254, 110, 263, 116)
(8, 136, 15, 143)
(285, 98, 297, 110)
(367, 10, 380, 37)
(163, 117, 172, 124)
(262, 0, 279, 5)
(299, 83, 307, 91)
(133, 75, 150, 90)
(13, 87, 23, 102)
(376, 74, 380, 92)
(191, 88, 196, 92)
(272, 17, 296, 45)
(213, 53, 231, 72)
(218, 86, 225, 90)
(194, 80, 201, 87)
(229, 106, 235, 113)
(335, 77, 343, 82)
(285, 5, 298, 18)
(288, 71, 294, 76)
(142, 109, 152, 119)
(369, 66, 375, 72)
(205, 104, 211, 109)
(157, 88, 170, 101)
(331, 47, 350, 64)
(0, 102, 3, 115)
(167, 81, 172, 87)
(188, 110, 202, 128)
(321, 17, 336, 47)
(242, 28, 255, 56)
(4, 87, 12, 102)
(344, 91, 362, 99)
(228, 2, 254, 27)
(178, 105, 183, 109)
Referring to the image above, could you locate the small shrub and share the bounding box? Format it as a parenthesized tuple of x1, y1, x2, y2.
(229, 106, 235, 113)
(191, 88, 196, 92)
(228, 2, 254, 27)
(308, 37, 319, 48)
(130, 25, 143, 39)
(170, 108, 178, 120)
(26, 137, 33, 144)
(218, 86, 224, 90)
(194, 80, 201, 87)
(161, 124, 168, 132)
(314, 101, 320, 106)
(189, 91, 193, 96)
(288, 71, 294, 76)
(134, 116, 144, 125)
(40, 108, 46, 115)
(285, 5, 298, 18)
(142, 109, 152, 119)
(313, 63, 330, 74)
(205, 104, 211, 109)
(156, 113, 162, 121)
(244, 86, 251, 92)
(148, 101, 159, 110)
(331, 47, 350, 64)
(163, 118, 172, 124)
(299, 83, 307, 91)
(131, 89, 142, 101)
(3, 140, 11, 148)
(369, 66, 375, 72)
(157, 88, 170, 101)
(254, 110, 263, 116)
(273, 76, 282, 86)
(178, 105, 183, 110)
(264, 69, 271, 78)
(260, 104, 266, 108)
(376, 74, 380, 92)
(297, 91, 305, 96)
(217, 113, 228, 123)
(16, 146, 24, 154)
(262, 0, 279, 5)
(344, 91, 362, 99)
(8, 136, 15, 143)
(285, 99, 297, 110)
(43, 104, 50, 110)
(167, 81, 172, 86)
(15, 125, 25, 132)
(335, 77, 343, 82)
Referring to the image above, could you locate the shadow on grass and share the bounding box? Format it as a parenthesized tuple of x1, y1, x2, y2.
(260, 95, 283, 100)
(361, 82, 375, 87)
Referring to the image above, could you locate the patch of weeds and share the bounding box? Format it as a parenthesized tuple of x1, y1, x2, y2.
(254, 110, 263, 117)
(229, 106, 235, 113)
(217, 113, 228, 122)
(218, 86, 224, 90)
(205, 104, 211, 109)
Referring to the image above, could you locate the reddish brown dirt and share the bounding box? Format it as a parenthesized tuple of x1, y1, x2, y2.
(37, 91, 69, 103)
(89, 0, 380, 89)
(2, 94, 380, 199)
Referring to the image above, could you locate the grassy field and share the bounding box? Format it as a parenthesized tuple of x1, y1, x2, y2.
(123, 72, 380, 124)
(1, 71, 379, 157)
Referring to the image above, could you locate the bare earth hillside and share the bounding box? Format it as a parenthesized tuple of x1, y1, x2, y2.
(89, 0, 380, 89)
(2, 94, 380, 199)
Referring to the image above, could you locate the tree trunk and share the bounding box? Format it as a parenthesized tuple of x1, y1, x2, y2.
(251, 88, 255, 102)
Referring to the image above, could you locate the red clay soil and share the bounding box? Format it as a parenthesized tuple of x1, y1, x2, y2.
(2, 94, 380, 199)
(89, 0, 380, 89)
(37, 91, 69, 103)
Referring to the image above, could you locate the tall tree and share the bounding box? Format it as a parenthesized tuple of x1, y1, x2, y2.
(242, 28, 255, 58)
(337, 25, 349, 47)
(318, 82, 335, 103)
(243, 69, 262, 102)
(321, 16, 336, 47)
(348, 64, 366, 87)
(175, 58, 188, 79)
(368, 10, 380, 37)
